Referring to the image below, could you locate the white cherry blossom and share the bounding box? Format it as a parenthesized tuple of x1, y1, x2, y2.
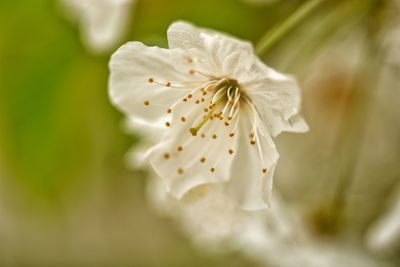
(109, 21, 308, 210)
(60, 0, 135, 53)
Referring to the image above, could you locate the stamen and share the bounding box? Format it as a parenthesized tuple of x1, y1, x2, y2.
(148, 78, 154, 83)
(243, 96, 260, 142)
(212, 134, 217, 139)
(144, 100, 150, 106)
(210, 167, 215, 173)
(200, 157, 206, 163)
(163, 153, 170, 160)
(189, 69, 214, 79)
(165, 122, 171, 127)
(165, 82, 171, 87)
(228, 91, 241, 118)
(181, 117, 186, 122)
(177, 146, 183, 152)
(177, 168, 184, 174)
(228, 149, 234, 155)
(220, 86, 236, 117)
(262, 168, 268, 173)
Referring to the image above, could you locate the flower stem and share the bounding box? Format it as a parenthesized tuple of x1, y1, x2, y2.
(255, 0, 326, 56)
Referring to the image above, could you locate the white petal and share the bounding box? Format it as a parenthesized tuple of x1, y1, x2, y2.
(167, 21, 206, 51)
(146, 91, 237, 199)
(227, 107, 279, 210)
(122, 117, 165, 142)
(244, 60, 307, 136)
(167, 21, 255, 78)
(109, 41, 205, 124)
(286, 114, 309, 133)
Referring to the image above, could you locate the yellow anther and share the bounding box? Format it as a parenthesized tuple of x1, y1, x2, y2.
(189, 128, 197, 136)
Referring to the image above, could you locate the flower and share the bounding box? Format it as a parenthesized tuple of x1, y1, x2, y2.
(60, 0, 135, 53)
(109, 21, 308, 210)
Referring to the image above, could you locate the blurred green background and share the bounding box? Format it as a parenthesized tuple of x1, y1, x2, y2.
(0, 0, 399, 266)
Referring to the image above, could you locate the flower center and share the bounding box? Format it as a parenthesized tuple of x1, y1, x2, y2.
(189, 77, 242, 136)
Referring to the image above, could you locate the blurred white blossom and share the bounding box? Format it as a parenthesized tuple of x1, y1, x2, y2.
(366, 186, 400, 255)
(109, 21, 308, 210)
(60, 0, 135, 53)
